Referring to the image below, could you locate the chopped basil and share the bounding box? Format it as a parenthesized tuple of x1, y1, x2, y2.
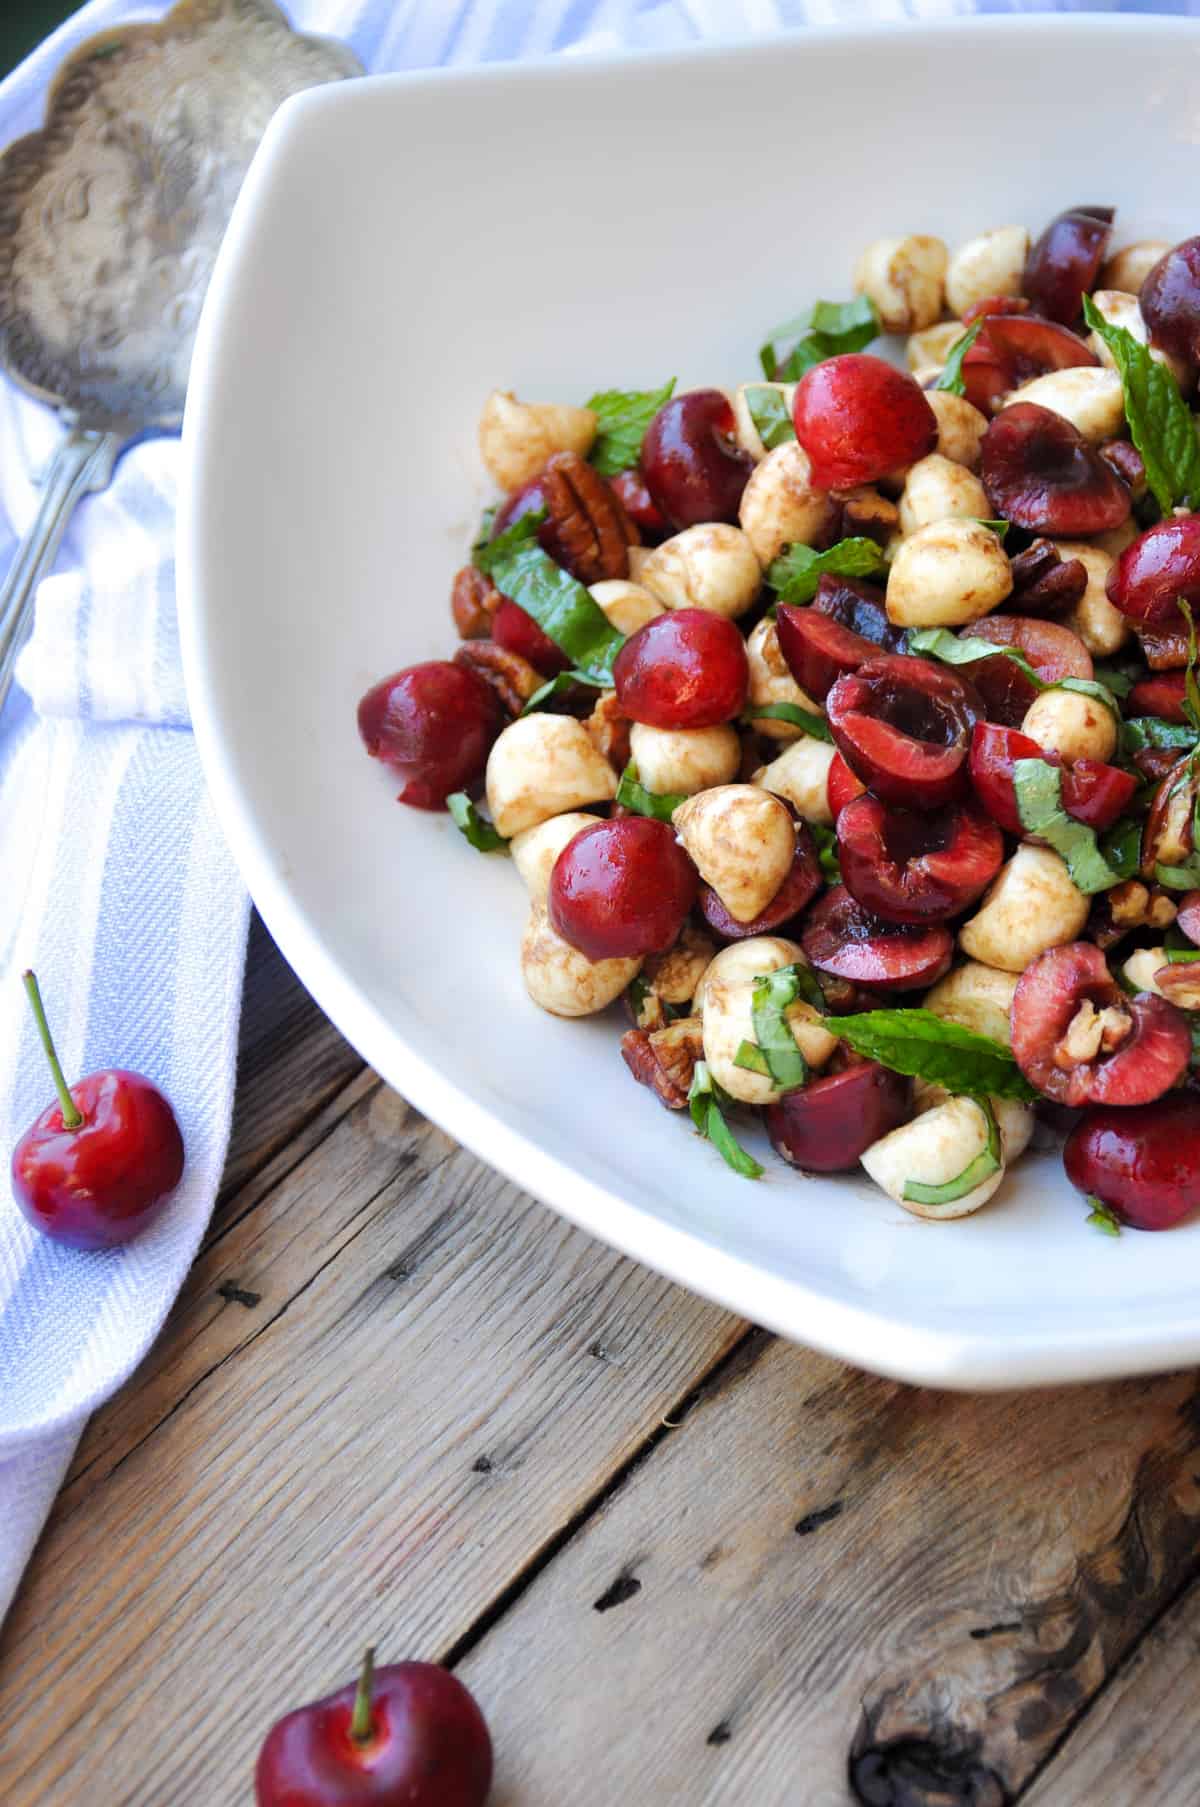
(734, 1040, 772, 1077)
(1098, 816, 1143, 881)
(483, 534, 625, 683)
(1085, 1196, 1122, 1237)
(1156, 857, 1200, 891)
(1091, 661, 1139, 701)
(759, 296, 880, 382)
(743, 384, 796, 450)
(1082, 295, 1200, 515)
(903, 1096, 1002, 1209)
(585, 379, 676, 478)
(766, 536, 889, 606)
(824, 1009, 1037, 1101)
(742, 700, 833, 742)
(446, 793, 508, 852)
(935, 319, 983, 396)
(520, 669, 607, 716)
(474, 508, 544, 574)
(748, 966, 811, 1092)
(688, 1062, 764, 1179)
(1121, 716, 1198, 753)
(905, 627, 1043, 688)
(1013, 758, 1122, 895)
(616, 761, 688, 822)
(811, 822, 841, 883)
(470, 504, 499, 565)
(973, 518, 1010, 540)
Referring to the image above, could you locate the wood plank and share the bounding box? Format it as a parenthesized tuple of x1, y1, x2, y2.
(0, 1085, 744, 1805)
(457, 1340, 1200, 1807)
(1022, 1581, 1200, 1805)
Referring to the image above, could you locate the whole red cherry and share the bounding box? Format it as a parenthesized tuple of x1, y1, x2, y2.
(1023, 205, 1114, 325)
(255, 1648, 492, 1807)
(11, 972, 185, 1250)
(1065, 1094, 1200, 1231)
(548, 817, 697, 961)
(791, 355, 937, 489)
(1140, 236, 1200, 369)
(1106, 517, 1200, 628)
(639, 389, 753, 528)
(612, 608, 748, 729)
(358, 662, 500, 810)
(492, 597, 571, 676)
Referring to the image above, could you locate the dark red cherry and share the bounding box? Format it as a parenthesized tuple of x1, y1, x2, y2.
(357, 662, 501, 810)
(612, 608, 748, 729)
(801, 885, 953, 992)
(698, 829, 821, 941)
(812, 573, 904, 651)
(1061, 759, 1138, 830)
(639, 389, 753, 529)
(981, 403, 1130, 535)
(1106, 518, 1200, 629)
(826, 751, 866, 817)
(775, 605, 878, 702)
(492, 596, 571, 676)
(960, 295, 1031, 326)
(967, 613, 1093, 683)
(825, 654, 981, 811)
(548, 817, 697, 961)
(969, 723, 1136, 836)
(1023, 206, 1115, 325)
(791, 355, 937, 489)
(836, 794, 1004, 925)
(767, 1061, 911, 1172)
(1141, 237, 1200, 369)
(1011, 941, 1191, 1107)
(1065, 1094, 1200, 1230)
(609, 467, 669, 541)
(953, 651, 1042, 729)
(1127, 671, 1188, 722)
(961, 315, 1098, 415)
(1005, 539, 1089, 619)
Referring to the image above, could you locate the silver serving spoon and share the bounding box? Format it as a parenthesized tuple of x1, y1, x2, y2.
(0, 0, 360, 709)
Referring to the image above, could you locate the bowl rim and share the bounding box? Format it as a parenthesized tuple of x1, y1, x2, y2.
(179, 11, 1200, 1390)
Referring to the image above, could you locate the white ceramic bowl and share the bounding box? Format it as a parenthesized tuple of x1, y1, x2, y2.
(180, 15, 1200, 1389)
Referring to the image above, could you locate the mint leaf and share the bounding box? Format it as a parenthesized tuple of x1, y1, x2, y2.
(485, 536, 625, 682)
(1099, 816, 1143, 881)
(935, 319, 983, 396)
(616, 760, 687, 823)
(585, 379, 676, 478)
(1086, 1196, 1122, 1237)
(1121, 715, 1198, 754)
(759, 296, 879, 382)
(447, 793, 508, 853)
(825, 1009, 1037, 1101)
(520, 670, 607, 715)
(748, 966, 810, 1092)
(766, 536, 888, 606)
(903, 1096, 1002, 1209)
(906, 627, 1043, 689)
(743, 384, 796, 451)
(741, 700, 832, 742)
(1082, 295, 1200, 515)
(474, 507, 544, 575)
(1013, 758, 1122, 894)
(688, 1062, 763, 1179)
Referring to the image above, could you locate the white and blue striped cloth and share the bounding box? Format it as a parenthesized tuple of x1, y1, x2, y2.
(0, 0, 1194, 1623)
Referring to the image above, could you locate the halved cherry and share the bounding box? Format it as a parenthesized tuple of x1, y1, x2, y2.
(492, 597, 571, 676)
(969, 723, 1136, 835)
(836, 794, 1004, 925)
(1023, 206, 1115, 325)
(1006, 540, 1089, 619)
(697, 828, 822, 941)
(961, 314, 1098, 415)
(980, 403, 1130, 535)
(825, 654, 980, 811)
(811, 574, 904, 651)
(1175, 890, 1200, 944)
(1011, 941, 1190, 1107)
(968, 614, 1094, 683)
(957, 652, 1043, 729)
(767, 1061, 911, 1173)
(791, 355, 937, 489)
(827, 751, 866, 818)
(961, 295, 1032, 326)
(1059, 758, 1138, 830)
(775, 605, 877, 702)
(1065, 1094, 1200, 1230)
(1126, 671, 1188, 722)
(801, 885, 953, 992)
(1106, 517, 1200, 628)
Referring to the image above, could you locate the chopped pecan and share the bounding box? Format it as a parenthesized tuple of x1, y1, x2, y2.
(542, 451, 639, 584)
(836, 486, 899, 547)
(625, 987, 667, 1032)
(585, 690, 632, 771)
(1132, 746, 1185, 784)
(1007, 539, 1087, 619)
(621, 1016, 705, 1111)
(1100, 439, 1147, 502)
(1139, 625, 1190, 671)
(453, 640, 540, 716)
(451, 564, 502, 639)
(642, 925, 717, 1006)
(1155, 961, 1200, 1010)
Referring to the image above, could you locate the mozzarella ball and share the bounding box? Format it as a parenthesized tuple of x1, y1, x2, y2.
(958, 846, 1089, 972)
(745, 617, 825, 741)
(1054, 540, 1129, 656)
(672, 785, 795, 923)
(486, 714, 618, 838)
(862, 1095, 1006, 1218)
(510, 812, 599, 906)
(1100, 240, 1172, 295)
(886, 519, 1013, 627)
(637, 523, 761, 618)
(1085, 289, 1189, 386)
(1008, 367, 1125, 445)
(752, 736, 837, 827)
(738, 441, 838, 568)
(928, 391, 988, 471)
(477, 390, 596, 492)
(628, 721, 741, 797)
(1021, 686, 1117, 764)
(923, 961, 1020, 1047)
(897, 453, 990, 536)
(945, 226, 1029, 317)
(732, 381, 796, 462)
(911, 1085, 1034, 1165)
(589, 579, 666, 636)
(906, 322, 967, 372)
(521, 907, 640, 1017)
(699, 937, 836, 1104)
(854, 234, 948, 333)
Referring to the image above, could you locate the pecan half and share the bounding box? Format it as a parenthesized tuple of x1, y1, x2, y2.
(451, 565, 502, 639)
(542, 451, 639, 584)
(454, 640, 540, 716)
(1100, 439, 1147, 503)
(1007, 539, 1087, 619)
(621, 1016, 704, 1110)
(1139, 625, 1190, 671)
(585, 690, 632, 771)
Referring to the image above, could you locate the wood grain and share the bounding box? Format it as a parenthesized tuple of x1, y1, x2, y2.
(0, 1084, 743, 1804)
(458, 1340, 1200, 1807)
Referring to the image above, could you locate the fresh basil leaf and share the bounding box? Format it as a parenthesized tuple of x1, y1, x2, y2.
(744, 384, 796, 451)
(766, 536, 888, 606)
(473, 507, 544, 575)
(759, 296, 879, 382)
(446, 793, 508, 853)
(1121, 715, 1198, 753)
(742, 700, 833, 742)
(1082, 295, 1200, 515)
(906, 627, 1043, 688)
(810, 298, 881, 346)
(973, 518, 1010, 540)
(585, 379, 676, 478)
(935, 319, 983, 396)
(470, 504, 498, 565)
(1091, 661, 1139, 701)
(1098, 816, 1143, 881)
(903, 1096, 1002, 1209)
(1085, 1196, 1122, 1237)
(824, 1009, 1037, 1101)
(1156, 858, 1200, 891)
(1013, 759, 1122, 894)
(734, 1040, 772, 1077)
(811, 822, 841, 883)
(484, 536, 625, 682)
(749, 967, 810, 1092)
(1056, 676, 1124, 725)
(688, 1061, 764, 1179)
(520, 669, 607, 716)
(616, 760, 688, 822)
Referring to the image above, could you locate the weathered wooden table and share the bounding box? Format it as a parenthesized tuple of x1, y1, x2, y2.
(2, 916, 1198, 1804)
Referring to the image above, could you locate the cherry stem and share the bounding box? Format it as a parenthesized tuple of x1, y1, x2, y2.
(22, 971, 82, 1130)
(350, 1646, 376, 1746)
